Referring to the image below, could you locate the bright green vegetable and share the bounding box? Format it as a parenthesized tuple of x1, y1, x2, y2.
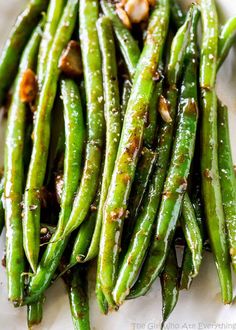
(37, 0, 65, 86)
(129, 6, 199, 299)
(99, 0, 170, 307)
(27, 299, 43, 328)
(217, 16, 236, 70)
(100, 0, 140, 78)
(160, 247, 179, 328)
(218, 102, 236, 272)
(66, 268, 90, 330)
(199, 0, 232, 304)
(23, 0, 79, 272)
(61, 0, 105, 239)
(113, 8, 193, 305)
(181, 193, 203, 277)
(26, 78, 84, 304)
(0, 0, 48, 105)
(4, 22, 43, 305)
(71, 16, 121, 266)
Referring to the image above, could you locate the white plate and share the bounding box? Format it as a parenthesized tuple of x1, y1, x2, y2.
(0, 1, 236, 329)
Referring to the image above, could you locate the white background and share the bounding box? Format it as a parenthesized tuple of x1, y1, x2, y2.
(0, 0, 236, 329)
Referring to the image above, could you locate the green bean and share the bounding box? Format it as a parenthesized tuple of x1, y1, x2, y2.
(23, 0, 79, 272)
(180, 194, 203, 277)
(61, 0, 105, 239)
(160, 247, 179, 328)
(37, 0, 65, 87)
(4, 22, 43, 305)
(0, 177, 4, 235)
(70, 16, 121, 267)
(96, 275, 108, 315)
(0, 0, 48, 105)
(170, 0, 186, 29)
(27, 299, 43, 328)
(100, 0, 140, 78)
(180, 247, 194, 290)
(128, 6, 199, 299)
(99, 0, 170, 307)
(217, 102, 236, 272)
(121, 80, 132, 121)
(113, 9, 192, 305)
(25, 78, 84, 305)
(217, 17, 236, 70)
(66, 268, 90, 330)
(199, 0, 232, 304)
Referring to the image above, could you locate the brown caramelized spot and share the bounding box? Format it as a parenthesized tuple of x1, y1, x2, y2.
(110, 208, 125, 221)
(122, 173, 131, 184)
(20, 69, 38, 104)
(187, 99, 198, 114)
(147, 0, 156, 5)
(126, 135, 140, 155)
(59, 40, 83, 77)
(162, 190, 172, 198)
(158, 95, 172, 123)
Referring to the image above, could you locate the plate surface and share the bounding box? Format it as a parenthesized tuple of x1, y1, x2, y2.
(0, 1, 236, 329)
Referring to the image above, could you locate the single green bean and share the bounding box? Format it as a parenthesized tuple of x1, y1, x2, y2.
(217, 102, 236, 272)
(60, 0, 105, 239)
(180, 247, 194, 290)
(181, 193, 203, 277)
(100, 0, 140, 78)
(99, 0, 170, 307)
(26, 78, 84, 305)
(37, 0, 65, 87)
(23, 0, 79, 272)
(217, 16, 236, 70)
(27, 299, 43, 328)
(160, 247, 179, 328)
(4, 22, 43, 305)
(199, 0, 232, 304)
(128, 6, 199, 299)
(66, 268, 90, 330)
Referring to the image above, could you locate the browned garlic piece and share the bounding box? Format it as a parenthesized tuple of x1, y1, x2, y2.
(124, 0, 149, 24)
(116, 7, 132, 29)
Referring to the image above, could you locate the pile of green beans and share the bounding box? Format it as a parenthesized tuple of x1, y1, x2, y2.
(0, 0, 236, 328)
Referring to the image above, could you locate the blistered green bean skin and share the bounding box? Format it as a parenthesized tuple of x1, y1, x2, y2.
(61, 0, 105, 238)
(217, 17, 236, 70)
(37, 0, 65, 86)
(160, 248, 179, 328)
(100, 0, 140, 78)
(113, 10, 193, 305)
(67, 268, 90, 330)
(0, 0, 48, 104)
(0, 177, 5, 235)
(200, 0, 232, 304)
(27, 299, 43, 328)
(23, 0, 79, 272)
(218, 103, 236, 272)
(181, 194, 202, 277)
(129, 7, 199, 298)
(4, 23, 42, 305)
(26, 78, 84, 304)
(99, 0, 170, 307)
